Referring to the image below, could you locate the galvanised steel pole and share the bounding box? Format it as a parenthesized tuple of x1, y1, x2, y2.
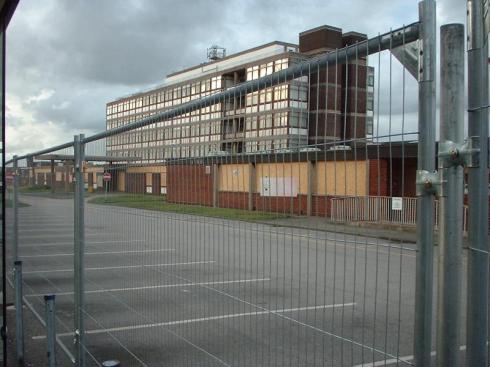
(73, 134, 85, 367)
(44, 294, 57, 367)
(414, 0, 437, 366)
(14, 260, 24, 366)
(12, 155, 18, 263)
(466, 1, 489, 366)
(437, 23, 465, 367)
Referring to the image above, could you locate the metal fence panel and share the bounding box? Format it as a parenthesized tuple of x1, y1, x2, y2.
(9, 1, 489, 365)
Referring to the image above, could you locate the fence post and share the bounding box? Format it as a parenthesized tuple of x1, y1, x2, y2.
(413, 0, 436, 366)
(466, 0, 490, 365)
(50, 159, 55, 195)
(437, 23, 465, 367)
(44, 294, 57, 367)
(73, 134, 85, 367)
(12, 155, 18, 263)
(14, 260, 24, 366)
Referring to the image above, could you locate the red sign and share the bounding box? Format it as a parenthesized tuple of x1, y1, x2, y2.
(6, 173, 14, 182)
(103, 172, 112, 182)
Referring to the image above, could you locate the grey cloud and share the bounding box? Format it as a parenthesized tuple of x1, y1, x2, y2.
(5, 0, 467, 156)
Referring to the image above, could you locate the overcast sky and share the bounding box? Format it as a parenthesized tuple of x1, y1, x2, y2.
(5, 0, 465, 157)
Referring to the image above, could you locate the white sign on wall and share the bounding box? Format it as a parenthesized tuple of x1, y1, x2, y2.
(260, 177, 298, 197)
(391, 197, 403, 211)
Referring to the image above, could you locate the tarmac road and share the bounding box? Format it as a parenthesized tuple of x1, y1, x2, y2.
(6, 194, 426, 367)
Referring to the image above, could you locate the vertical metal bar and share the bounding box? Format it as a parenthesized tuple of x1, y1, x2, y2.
(44, 294, 57, 367)
(306, 160, 314, 216)
(50, 159, 55, 194)
(1, 25, 6, 364)
(64, 165, 69, 193)
(73, 134, 85, 367)
(12, 155, 18, 263)
(437, 23, 465, 367)
(14, 260, 24, 366)
(466, 0, 489, 365)
(414, 1, 436, 366)
(73, 137, 79, 364)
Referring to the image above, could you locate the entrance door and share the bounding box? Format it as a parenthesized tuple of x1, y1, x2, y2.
(152, 173, 161, 196)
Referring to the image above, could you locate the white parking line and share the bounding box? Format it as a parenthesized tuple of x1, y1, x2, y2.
(17, 228, 74, 233)
(25, 278, 271, 297)
(23, 260, 215, 274)
(19, 222, 74, 227)
(20, 240, 145, 247)
(19, 215, 68, 223)
(352, 345, 468, 367)
(16, 220, 71, 224)
(20, 248, 176, 258)
(32, 302, 355, 339)
(19, 233, 116, 239)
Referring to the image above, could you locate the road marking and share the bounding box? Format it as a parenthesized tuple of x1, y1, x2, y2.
(17, 228, 74, 233)
(352, 345, 468, 367)
(23, 260, 215, 274)
(19, 233, 117, 239)
(19, 240, 145, 247)
(5, 277, 76, 363)
(15, 220, 72, 225)
(32, 302, 354, 339)
(20, 248, 176, 258)
(25, 278, 271, 297)
(16, 217, 69, 220)
(18, 222, 74, 227)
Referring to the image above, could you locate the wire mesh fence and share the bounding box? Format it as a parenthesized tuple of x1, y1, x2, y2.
(3, 1, 489, 366)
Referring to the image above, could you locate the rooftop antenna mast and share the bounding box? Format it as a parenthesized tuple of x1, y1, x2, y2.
(207, 45, 226, 61)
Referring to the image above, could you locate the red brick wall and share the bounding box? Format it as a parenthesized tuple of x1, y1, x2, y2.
(218, 191, 248, 210)
(253, 194, 309, 215)
(218, 191, 335, 217)
(390, 158, 417, 197)
(166, 165, 213, 206)
(311, 195, 333, 217)
(369, 159, 389, 196)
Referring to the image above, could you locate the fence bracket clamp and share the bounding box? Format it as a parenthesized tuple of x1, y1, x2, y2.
(73, 328, 80, 345)
(438, 137, 480, 168)
(416, 170, 441, 196)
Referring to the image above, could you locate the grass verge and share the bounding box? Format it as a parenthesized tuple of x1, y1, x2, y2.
(5, 199, 29, 208)
(88, 194, 287, 221)
(19, 186, 51, 193)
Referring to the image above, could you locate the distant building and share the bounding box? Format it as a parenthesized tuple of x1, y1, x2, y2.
(106, 25, 374, 163)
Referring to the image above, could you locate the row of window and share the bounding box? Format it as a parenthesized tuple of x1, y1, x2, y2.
(244, 136, 308, 152)
(106, 110, 311, 146)
(246, 58, 289, 81)
(106, 81, 308, 122)
(107, 129, 308, 154)
(107, 76, 223, 115)
(108, 57, 302, 118)
(107, 135, 307, 160)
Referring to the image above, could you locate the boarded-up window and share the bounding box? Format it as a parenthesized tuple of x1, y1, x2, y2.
(260, 177, 298, 197)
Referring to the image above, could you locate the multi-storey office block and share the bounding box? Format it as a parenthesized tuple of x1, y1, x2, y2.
(106, 25, 374, 164)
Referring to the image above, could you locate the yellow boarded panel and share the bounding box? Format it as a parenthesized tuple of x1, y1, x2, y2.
(219, 164, 249, 192)
(127, 165, 166, 174)
(315, 161, 367, 196)
(117, 171, 125, 192)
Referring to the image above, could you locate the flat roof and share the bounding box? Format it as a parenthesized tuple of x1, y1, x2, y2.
(299, 25, 342, 36)
(35, 154, 139, 162)
(166, 41, 298, 79)
(110, 41, 299, 104)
